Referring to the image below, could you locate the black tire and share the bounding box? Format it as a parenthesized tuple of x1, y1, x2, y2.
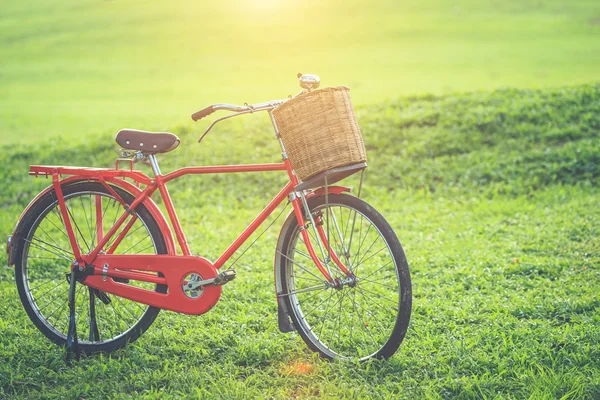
(13, 181, 167, 354)
(278, 194, 411, 360)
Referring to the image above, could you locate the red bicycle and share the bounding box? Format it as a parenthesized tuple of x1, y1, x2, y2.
(7, 75, 411, 362)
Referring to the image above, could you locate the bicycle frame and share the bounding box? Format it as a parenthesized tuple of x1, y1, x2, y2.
(26, 155, 352, 314)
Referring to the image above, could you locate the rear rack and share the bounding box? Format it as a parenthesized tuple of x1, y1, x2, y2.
(29, 166, 151, 185)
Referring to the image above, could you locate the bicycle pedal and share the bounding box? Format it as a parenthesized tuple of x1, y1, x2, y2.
(213, 269, 237, 286)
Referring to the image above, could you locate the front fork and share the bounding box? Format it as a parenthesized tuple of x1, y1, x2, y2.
(288, 191, 354, 286)
(280, 155, 355, 285)
(275, 189, 357, 334)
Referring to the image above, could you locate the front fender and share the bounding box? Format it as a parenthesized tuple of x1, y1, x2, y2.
(7, 177, 176, 266)
(308, 185, 351, 198)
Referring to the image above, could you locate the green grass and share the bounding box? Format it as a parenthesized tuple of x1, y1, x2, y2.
(1, 0, 600, 143)
(0, 84, 599, 398)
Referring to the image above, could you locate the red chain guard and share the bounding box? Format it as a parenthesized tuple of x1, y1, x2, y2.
(82, 255, 222, 315)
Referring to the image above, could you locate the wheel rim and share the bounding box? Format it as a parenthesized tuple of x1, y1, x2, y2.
(284, 202, 401, 360)
(20, 190, 161, 345)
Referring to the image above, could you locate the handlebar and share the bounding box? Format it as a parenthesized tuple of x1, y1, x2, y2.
(191, 99, 288, 142)
(191, 100, 287, 122)
(191, 73, 321, 142)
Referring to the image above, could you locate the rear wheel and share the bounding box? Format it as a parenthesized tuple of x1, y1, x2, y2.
(13, 181, 167, 354)
(278, 194, 411, 360)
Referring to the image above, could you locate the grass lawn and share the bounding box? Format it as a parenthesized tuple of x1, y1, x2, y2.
(0, 84, 598, 398)
(1, 0, 600, 143)
(1, 0, 599, 397)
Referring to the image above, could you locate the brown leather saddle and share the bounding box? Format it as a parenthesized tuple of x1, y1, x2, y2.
(115, 129, 180, 153)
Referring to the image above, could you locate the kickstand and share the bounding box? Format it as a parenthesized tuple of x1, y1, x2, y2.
(65, 269, 80, 365)
(88, 287, 100, 342)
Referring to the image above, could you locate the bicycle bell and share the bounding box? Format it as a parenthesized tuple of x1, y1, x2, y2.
(298, 73, 320, 90)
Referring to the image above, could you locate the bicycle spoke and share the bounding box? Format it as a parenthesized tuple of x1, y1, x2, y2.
(297, 289, 336, 320)
(293, 247, 313, 261)
(348, 212, 364, 261)
(101, 195, 113, 225)
(38, 289, 68, 313)
(66, 203, 91, 253)
(328, 207, 352, 268)
(36, 224, 68, 253)
(113, 295, 143, 324)
(129, 243, 154, 254)
(349, 288, 357, 344)
(45, 296, 67, 323)
(356, 285, 399, 310)
(278, 284, 328, 297)
(27, 237, 72, 260)
(353, 290, 389, 329)
(105, 220, 143, 253)
(341, 206, 350, 244)
(32, 280, 65, 301)
(355, 235, 382, 269)
(89, 196, 100, 250)
(44, 211, 71, 243)
(290, 273, 324, 284)
(324, 291, 351, 345)
(358, 260, 394, 282)
(27, 256, 68, 261)
(351, 293, 385, 348)
(80, 196, 94, 248)
(89, 195, 96, 246)
(354, 221, 372, 267)
(121, 235, 151, 254)
(299, 292, 338, 324)
(359, 278, 399, 292)
(335, 288, 347, 347)
(99, 300, 115, 338)
(37, 283, 68, 307)
(111, 198, 120, 227)
(28, 277, 63, 292)
(51, 201, 67, 231)
(314, 290, 346, 338)
(354, 246, 389, 276)
(277, 250, 328, 283)
(359, 275, 393, 285)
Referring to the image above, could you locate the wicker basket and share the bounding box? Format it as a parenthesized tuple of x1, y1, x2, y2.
(273, 86, 367, 185)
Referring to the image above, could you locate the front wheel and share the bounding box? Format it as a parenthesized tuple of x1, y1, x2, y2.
(277, 194, 412, 360)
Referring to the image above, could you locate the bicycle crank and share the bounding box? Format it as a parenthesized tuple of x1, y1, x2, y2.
(182, 269, 236, 298)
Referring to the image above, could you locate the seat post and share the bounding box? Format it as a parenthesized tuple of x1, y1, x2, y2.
(148, 154, 161, 176)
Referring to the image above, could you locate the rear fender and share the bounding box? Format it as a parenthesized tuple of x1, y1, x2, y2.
(7, 177, 176, 266)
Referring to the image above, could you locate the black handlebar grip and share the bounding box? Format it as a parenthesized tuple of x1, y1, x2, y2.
(191, 106, 215, 121)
